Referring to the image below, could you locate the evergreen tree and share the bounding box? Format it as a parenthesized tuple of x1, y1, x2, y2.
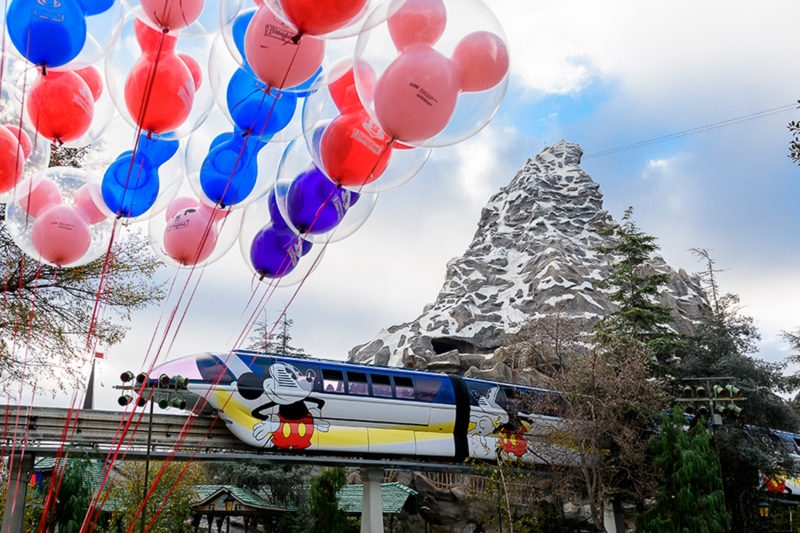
(639, 411, 730, 533)
(246, 310, 305, 356)
(594, 207, 686, 363)
(789, 107, 800, 165)
(307, 467, 351, 533)
(680, 249, 799, 531)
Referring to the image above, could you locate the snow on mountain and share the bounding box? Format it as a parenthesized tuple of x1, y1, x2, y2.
(349, 141, 708, 373)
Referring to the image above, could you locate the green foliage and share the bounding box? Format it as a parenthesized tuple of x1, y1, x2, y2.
(307, 467, 350, 533)
(0, 143, 165, 392)
(594, 207, 686, 362)
(639, 411, 730, 533)
(204, 461, 311, 509)
(107, 461, 202, 533)
(678, 250, 800, 532)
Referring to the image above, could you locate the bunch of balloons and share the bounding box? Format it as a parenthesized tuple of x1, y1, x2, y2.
(0, 0, 510, 281)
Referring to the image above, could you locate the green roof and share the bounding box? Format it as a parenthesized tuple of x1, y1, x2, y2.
(337, 483, 417, 514)
(192, 485, 286, 511)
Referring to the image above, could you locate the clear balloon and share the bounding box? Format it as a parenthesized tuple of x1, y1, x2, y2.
(273, 137, 377, 243)
(301, 70, 431, 193)
(99, 132, 181, 219)
(125, 0, 222, 37)
(148, 191, 243, 268)
(6, 167, 114, 267)
(354, 0, 509, 147)
(238, 184, 324, 286)
(105, 14, 214, 138)
(5, 0, 123, 70)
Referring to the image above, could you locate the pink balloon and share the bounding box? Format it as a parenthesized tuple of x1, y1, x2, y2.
(4, 126, 32, 159)
(73, 183, 108, 224)
(31, 205, 92, 266)
(197, 203, 229, 222)
(373, 44, 459, 143)
(452, 31, 509, 92)
(243, 6, 325, 89)
(387, 0, 446, 51)
(165, 196, 198, 220)
(163, 203, 219, 265)
(139, 0, 205, 30)
(18, 178, 62, 217)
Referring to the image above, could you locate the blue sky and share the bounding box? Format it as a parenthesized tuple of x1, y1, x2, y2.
(36, 0, 800, 405)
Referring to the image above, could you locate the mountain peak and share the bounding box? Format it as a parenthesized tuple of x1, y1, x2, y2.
(349, 142, 708, 373)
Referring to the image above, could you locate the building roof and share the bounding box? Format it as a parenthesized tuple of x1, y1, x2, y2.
(337, 482, 417, 514)
(192, 485, 285, 511)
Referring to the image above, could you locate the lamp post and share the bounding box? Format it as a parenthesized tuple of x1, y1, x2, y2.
(759, 500, 770, 532)
(224, 493, 235, 533)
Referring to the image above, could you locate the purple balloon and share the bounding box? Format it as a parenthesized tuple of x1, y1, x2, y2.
(249, 224, 312, 279)
(267, 188, 288, 229)
(286, 165, 359, 234)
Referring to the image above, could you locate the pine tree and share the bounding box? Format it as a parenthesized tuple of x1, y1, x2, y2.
(681, 250, 799, 531)
(639, 410, 730, 532)
(307, 467, 350, 533)
(245, 311, 305, 356)
(593, 207, 686, 363)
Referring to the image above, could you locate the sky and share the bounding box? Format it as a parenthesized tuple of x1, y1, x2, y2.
(21, 0, 800, 406)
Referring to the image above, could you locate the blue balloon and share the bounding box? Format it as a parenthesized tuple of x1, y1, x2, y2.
(249, 224, 312, 279)
(77, 0, 113, 15)
(286, 165, 359, 234)
(232, 11, 255, 73)
(226, 69, 297, 136)
(7, 0, 88, 67)
(199, 132, 269, 207)
(102, 134, 179, 218)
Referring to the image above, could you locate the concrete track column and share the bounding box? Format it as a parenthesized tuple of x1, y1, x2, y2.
(1, 453, 35, 533)
(360, 467, 383, 533)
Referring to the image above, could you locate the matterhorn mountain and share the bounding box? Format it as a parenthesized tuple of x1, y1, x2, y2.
(348, 141, 709, 379)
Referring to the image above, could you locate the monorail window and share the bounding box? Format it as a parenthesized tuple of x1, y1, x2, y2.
(197, 355, 235, 384)
(323, 369, 345, 393)
(394, 376, 414, 399)
(416, 377, 442, 402)
(348, 372, 369, 395)
(371, 374, 392, 398)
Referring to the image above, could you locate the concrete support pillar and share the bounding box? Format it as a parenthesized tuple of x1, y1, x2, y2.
(603, 499, 625, 533)
(1, 453, 35, 533)
(360, 467, 384, 533)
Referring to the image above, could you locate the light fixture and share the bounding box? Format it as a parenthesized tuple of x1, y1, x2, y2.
(224, 493, 235, 512)
(759, 499, 769, 518)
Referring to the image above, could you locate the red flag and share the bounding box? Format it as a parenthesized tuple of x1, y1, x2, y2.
(94, 352, 104, 359)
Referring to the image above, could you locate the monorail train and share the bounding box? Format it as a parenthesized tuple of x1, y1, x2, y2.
(140, 350, 573, 465)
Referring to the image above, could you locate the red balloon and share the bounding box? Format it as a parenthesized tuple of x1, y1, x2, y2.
(134, 18, 178, 56)
(27, 70, 94, 143)
(31, 205, 92, 266)
(4, 126, 32, 159)
(139, 0, 205, 31)
(74, 66, 103, 101)
(125, 20, 195, 133)
(328, 61, 375, 114)
(320, 109, 393, 187)
(278, 0, 367, 36)
(178, 54, 202, 91)
(0, 127, 26, 193)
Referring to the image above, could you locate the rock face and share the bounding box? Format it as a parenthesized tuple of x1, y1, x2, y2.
(349, 141, 708, 372)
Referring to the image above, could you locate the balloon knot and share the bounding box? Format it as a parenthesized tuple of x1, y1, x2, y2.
(162, 28, 169, 34)
(41, 65, 47, 76)
(146, 131, 153, 140)
(291, 31, 303, 45)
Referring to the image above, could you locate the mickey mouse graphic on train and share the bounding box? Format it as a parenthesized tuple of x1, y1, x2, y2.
(235, 361, 329, 450)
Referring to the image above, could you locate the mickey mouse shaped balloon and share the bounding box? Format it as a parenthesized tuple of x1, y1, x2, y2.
(7, 170, 110, 267)
(26, 66, 103, 144)
(124, 19, 202, 134)
(6, 0, 114, 68)
(0, 125, 33, 194)
(160, 197, 229, 266)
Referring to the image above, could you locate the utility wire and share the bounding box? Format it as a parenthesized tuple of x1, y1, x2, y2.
(583, 102, 798, 159)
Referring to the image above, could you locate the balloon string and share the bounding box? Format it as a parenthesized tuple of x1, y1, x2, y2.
(86, 217, 119, 347)
(129, 44, 308, 530)
(4, 259, 41, 524)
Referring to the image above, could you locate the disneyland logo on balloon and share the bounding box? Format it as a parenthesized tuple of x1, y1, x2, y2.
(350, 128, 385, 156)
(261, 24, 294, 45)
